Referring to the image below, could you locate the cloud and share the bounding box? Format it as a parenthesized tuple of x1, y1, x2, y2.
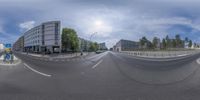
(0, 20, 5, 34)
(19, 21, 35, 31)
(0, 26, 3, 33)
(1, 0, 200, 47)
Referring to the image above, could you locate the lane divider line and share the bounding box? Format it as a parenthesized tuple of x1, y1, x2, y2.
(23, 63, 52, 77)
(92, 60, 103, 69)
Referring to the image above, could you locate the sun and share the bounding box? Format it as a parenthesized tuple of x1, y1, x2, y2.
(94, 20, 103, 27)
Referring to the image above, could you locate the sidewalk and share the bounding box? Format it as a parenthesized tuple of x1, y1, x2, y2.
(119, 50, 200, 59)
(0, 55, 21, 65)
(18, 52, 88, 59)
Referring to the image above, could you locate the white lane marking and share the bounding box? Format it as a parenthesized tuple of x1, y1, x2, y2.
(92, 60, 103, 69)
(23, 63, 52, 77)
(177, 54, 189, 57)
(196, 58, 200, 65)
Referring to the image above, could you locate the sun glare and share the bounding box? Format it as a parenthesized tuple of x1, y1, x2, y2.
(94, 20, 103, 27)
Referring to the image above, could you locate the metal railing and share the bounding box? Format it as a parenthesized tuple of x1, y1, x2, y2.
(119, 49, 200, 58)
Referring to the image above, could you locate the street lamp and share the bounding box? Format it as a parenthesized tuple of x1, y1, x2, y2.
(89, 32, 97, 41)
(87, 32, 97, 54)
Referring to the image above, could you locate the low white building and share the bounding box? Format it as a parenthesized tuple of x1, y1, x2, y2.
(0, 43, 4, 51)
(24, 21, 61, 53)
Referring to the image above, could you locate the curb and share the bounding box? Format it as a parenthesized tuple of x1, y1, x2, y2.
(118, 52, 200, 61)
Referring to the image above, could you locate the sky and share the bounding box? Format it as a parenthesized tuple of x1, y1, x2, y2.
(0, 0, 200, 48)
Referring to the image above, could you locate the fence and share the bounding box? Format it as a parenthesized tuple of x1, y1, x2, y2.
(119, 49, 200, 58)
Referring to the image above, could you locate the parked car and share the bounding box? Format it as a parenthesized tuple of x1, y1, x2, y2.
(96, 50, 103, 54)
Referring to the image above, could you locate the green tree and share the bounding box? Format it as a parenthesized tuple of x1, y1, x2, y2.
(172, 39, 176, 48)
(165, 35, 170, 48)
(89, 42, 99, 51)
(139, 36, 148, 49)
(194, 43, 197, 48)
(188, 40, 192, 48)
(175, 34, 182, 48)
(62, 28, 79, 52)
(185, 37, 189, 43)
(94, 42, 99, 51)
(162, 39, 167, 49)
(152, 37, 158, 49)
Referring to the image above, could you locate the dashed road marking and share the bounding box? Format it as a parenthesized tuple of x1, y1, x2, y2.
(23, 63, 52, 77)
(44, 59, 49, 61)
(92, 59, 103, 69)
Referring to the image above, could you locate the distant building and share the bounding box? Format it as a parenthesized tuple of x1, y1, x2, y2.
(23, 21, 61, 53)
(113, 45, 116, 51)
(114, 39, 139, 51)
(98, 42, 107, 50)
(13, 36, 24, 52)
(78, 37, 93, 52)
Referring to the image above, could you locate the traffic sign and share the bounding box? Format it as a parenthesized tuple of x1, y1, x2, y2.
(4, 44, 11, 48)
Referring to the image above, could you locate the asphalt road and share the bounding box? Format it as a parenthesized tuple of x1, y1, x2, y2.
(0, 51, 200, 100)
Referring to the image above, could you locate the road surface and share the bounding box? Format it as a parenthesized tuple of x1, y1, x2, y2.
(0, 51, 200, 100)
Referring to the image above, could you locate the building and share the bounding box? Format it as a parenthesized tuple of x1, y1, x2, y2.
(184, 42, 189, 48)
(114, 39, 139, 52)
(24, 21, 61, 53)
(98, 42, 107, 50)
(78, 37, 93, 52)
(0, 43, 4, 52)
(113, 45, 116, 51)
(13, 36, 24, 52)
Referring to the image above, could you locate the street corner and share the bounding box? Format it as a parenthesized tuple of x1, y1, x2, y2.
(0, 54, 21, 66)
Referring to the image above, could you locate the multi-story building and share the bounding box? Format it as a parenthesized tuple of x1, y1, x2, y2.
(24, 21, 61, 53)
(13, 36, 24, 52)
(114, 39, 139, 52)
(78, 37, 92, 52)
(98, 42, 107, 50)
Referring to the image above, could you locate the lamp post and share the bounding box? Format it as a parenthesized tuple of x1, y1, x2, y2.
(87, 32, 97, 54)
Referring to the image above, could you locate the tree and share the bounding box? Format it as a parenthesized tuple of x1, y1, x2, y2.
(94, 42, 99, 51)
(194, 43, 197, 48)
(175, 34, 182, 48)
(165, 35, 170, 48)
(62, 28, 79, 52)
(139, 36, 148, 49)
(162, 39, 167, 49)
(89, 42, 99, 51)
(188, 40, 192, 48)
(185, 37, 189, 43)
(152, 37, 158, 49)
(172, 39, 176, 48)
(148, 41, 154, 49)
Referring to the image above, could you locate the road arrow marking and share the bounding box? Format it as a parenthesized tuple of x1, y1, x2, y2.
(23, 63, 52, 77)
(196, 58, 200, 65)
(92, 60, 103, 69)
